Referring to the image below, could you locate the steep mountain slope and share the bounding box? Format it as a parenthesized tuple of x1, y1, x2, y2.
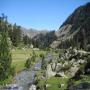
(51, 3, 90, 50)
(21, 27, 57, 49)
(32, 31, 57, 49)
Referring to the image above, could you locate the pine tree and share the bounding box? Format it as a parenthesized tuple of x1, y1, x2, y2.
(23, 35, 31, 45)
(0, 14, 12, 80)
(12, 23, 21, 46)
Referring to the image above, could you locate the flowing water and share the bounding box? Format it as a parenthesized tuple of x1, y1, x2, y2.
(13, 53, 53, 90)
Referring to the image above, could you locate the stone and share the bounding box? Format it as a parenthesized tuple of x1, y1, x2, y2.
(29, 84, 36, 90)
(56, 72, 65, 77)
(55, 63, 63, 72)
(78, 50, 87, 55)
(61, 84, 65, 87)
(30, 44, 33, 48)
(46, 64, 56, 78)
(73, 48, 78, 53)
(69, 66, 79, 77)
(40, 76, 45, 80)
(61, 57, 64, 60)
(70, 58, 75, 64)
(78, 59, 85, 64)
(51, 62, 56, 71)
(46, 84, 51, 88)
(4, 84, 22, 90)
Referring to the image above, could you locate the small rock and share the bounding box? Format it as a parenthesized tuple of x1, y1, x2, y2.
(46, 84, 51, 88)
(61, 84, 64, 87)
(29, 84, 36, 90)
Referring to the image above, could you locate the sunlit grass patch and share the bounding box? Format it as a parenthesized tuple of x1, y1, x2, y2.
(37, 76, 69, 90)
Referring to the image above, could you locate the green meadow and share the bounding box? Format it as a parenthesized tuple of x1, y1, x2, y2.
(11, 48, 47, 72)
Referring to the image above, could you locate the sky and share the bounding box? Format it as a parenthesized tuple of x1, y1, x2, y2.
(0, 0, 90, 30)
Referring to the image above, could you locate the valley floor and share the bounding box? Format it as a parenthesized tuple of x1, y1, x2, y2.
(0, 48, 90, 90)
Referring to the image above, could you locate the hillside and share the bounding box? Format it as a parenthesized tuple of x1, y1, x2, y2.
(21, 27, 56, 49)
(51, 3, 90, 50)
(21, 27, 48, 38)
(32, 30, 57, 49)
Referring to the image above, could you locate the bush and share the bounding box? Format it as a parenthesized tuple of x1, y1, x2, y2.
(25, 58, 32, 69)
(39, 53, 44, 59)
(41, 55, 47, 70)
(10, 66, 16, 76)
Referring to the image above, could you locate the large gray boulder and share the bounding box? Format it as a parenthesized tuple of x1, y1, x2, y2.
(55, 63, 63, 72)
(69, 65, 79, 77)
(46, 64, 56, 78)
(51, 62, 56, 71)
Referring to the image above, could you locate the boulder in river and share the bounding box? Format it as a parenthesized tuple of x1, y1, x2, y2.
(29, 84, 36, 90)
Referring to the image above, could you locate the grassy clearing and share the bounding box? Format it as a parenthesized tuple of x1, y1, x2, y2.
(12, 60, 26, 72)
(0, 48, 47, 85)
(37, 77, 69, 90)
(11, 48, 47, 72)
(47, 77, 69, 90)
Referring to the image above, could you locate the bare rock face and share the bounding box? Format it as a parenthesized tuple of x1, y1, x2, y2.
(51, 3, 90, 50)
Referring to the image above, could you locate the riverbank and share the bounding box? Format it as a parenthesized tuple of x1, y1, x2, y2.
(0, 48, 47, 85)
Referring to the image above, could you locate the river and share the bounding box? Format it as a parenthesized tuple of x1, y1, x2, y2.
(4, 53, 54, 90)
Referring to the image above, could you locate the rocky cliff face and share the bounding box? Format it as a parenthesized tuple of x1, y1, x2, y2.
(51, 3, 90, 50)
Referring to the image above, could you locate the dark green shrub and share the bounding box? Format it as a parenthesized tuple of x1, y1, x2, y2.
(25, 58, 32, 69)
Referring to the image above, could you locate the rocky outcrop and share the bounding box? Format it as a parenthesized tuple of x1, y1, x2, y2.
(43, 47, 89, 80)
(58, 48, 88, 76)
